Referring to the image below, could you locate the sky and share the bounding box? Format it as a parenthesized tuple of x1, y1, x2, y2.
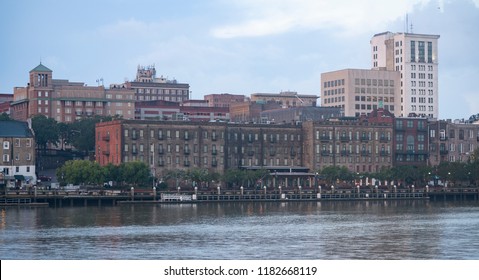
(1, 0, 478, 120)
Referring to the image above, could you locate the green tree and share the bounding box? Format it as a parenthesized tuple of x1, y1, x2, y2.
(103, 163, 120, 185)
(118, 161, 151, 187)
(56, 160, 104, 186)
(57, 122, 71, 150)
(69, 115, 117, 155)
(31, 115, 59, 151)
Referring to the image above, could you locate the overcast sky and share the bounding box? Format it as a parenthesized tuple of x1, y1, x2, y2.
(1, 0, 478, 120)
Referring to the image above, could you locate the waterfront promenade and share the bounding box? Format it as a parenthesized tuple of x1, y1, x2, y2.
(1, 186, 478, 207)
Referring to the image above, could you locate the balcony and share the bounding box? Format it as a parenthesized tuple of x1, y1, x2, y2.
(102, 135, 110, 141)
(360, 150, 370, 156)
(340, 150, 350, 156)
(184, 135, 190, 141)
(340, 136, 351, 142)
(184, 150, 190, 155)
(269, 151, 276, 156)
(212, 150, 217, 155)
(132, 150, 137, 154)
(320, 136, 331, 142)
(158, 149, 164, 154)
(184, 161, 190, 167)
(247, 151, 254, 156)
(212, 135, 217, 141)
(212, 161, 218, 167)
(440, 150, 449, 155)
(379, 137, 389, 143)
(360, 136, 370, 142)
(321, 150, 330, 156)
(158, 161, 164, 166)
(380, 151, 390, 156)
(102, 150, 110, 155)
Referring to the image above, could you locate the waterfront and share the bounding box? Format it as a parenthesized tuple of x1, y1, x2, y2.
(1, 200, 479, 259)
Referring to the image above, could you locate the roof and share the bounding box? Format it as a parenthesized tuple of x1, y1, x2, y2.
(30, 63, 52, 73)
(0, 120, 34, 137)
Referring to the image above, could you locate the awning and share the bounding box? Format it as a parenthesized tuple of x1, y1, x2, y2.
(14, 175, 25, 181)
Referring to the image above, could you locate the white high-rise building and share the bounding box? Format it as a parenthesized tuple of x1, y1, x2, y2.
(371, 32, 440, 119)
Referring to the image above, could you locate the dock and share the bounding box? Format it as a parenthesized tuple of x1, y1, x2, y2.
(2, 187, 478, 207)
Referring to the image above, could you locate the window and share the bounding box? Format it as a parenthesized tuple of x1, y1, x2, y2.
(2, 154, 9, 162)
(3, 141, 9, 149)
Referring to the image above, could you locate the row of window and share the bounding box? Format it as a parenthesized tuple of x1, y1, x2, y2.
(136, 88, 189, 95)
(2, 139, 32, 149)
(355, 96, 395, 102)
(410, 105, 434, 112)
(124, 129, 302, 142)
(124, 155, 221, 167)
(315, 144, 391, 154)
(2, 166, 32, 175)
(411, 89, 434, 95)
(323, 79, 345, 88)
(354, 87, 395, 95)
(411, 65, 434, 71)
(315, 131, 392, 141)
(410, 81, 434, 87)
(316, 156, 392, 167)
(410, 73, 433, 79)
(410, 97, 433, 103)
(355, 104, 395, 112)
(124, 143, 223, 154)
(395, 120, 426, 129)
(354, 79, 395, 87)
(2, 153, 32, 162)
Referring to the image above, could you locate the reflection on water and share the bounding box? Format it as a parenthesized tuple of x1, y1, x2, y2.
(1, 201, 479, 259)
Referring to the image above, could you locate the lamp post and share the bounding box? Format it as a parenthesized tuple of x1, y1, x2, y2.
(298, 185, 302, 199)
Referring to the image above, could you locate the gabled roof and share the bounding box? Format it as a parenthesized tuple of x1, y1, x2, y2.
(0, 120, 34, 137)
(30, 63, 52, 73)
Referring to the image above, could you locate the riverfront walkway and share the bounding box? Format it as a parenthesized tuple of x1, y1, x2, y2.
(1, 187, 478, 207)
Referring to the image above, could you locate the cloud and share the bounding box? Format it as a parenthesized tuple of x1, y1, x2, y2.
(211, 0, 432, 38)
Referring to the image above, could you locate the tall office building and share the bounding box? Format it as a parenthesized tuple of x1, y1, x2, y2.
(371, 32, 440, 119)
(321, 69, 401, 117)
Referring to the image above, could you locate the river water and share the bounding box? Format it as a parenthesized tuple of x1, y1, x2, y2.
(1, 200, 479, 260)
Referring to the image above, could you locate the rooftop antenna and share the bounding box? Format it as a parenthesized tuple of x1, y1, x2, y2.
(96, 78, 104, 86)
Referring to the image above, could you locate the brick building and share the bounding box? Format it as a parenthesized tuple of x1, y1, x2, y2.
(204, 93, 248, 108)
(11, 63, 135, 122)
